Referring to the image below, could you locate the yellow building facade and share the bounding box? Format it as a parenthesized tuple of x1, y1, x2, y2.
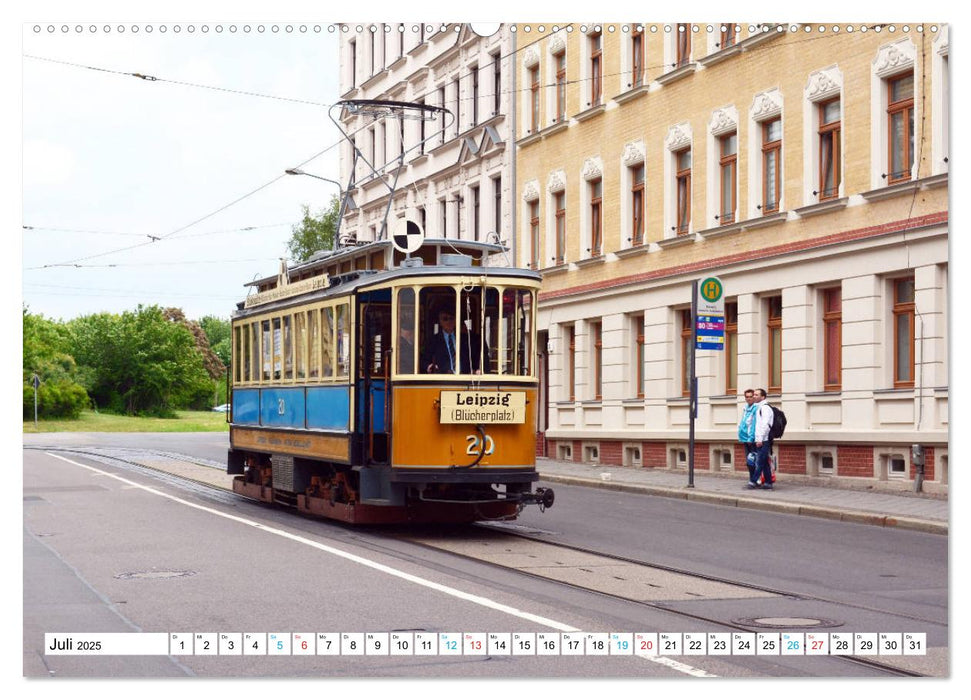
(517, 23, 948, 489)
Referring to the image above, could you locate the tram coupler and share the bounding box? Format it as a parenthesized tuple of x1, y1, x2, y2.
(521, 487, 555, 511)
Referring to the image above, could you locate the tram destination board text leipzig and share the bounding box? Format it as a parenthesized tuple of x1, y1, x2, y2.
(440, 391, 526, 424)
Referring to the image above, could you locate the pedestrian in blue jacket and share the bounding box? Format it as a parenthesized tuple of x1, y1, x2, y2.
(738, 389, 758, 486)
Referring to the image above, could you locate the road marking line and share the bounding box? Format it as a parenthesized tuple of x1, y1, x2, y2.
(45, 452, 716, 676)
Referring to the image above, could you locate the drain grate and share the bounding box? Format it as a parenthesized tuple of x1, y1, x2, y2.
(115, 570, 196, 580)
(733, 616, 843, 629)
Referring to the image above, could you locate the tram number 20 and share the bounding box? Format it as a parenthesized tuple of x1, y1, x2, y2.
(466, 433, 496, 456)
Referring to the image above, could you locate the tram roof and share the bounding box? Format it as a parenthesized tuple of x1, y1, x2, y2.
(245, 238, 509, 290)
(234, 238, 540, 317)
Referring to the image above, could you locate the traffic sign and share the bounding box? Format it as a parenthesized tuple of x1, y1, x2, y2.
(694, 277, 725, 350)
(697, 276, 725, 316)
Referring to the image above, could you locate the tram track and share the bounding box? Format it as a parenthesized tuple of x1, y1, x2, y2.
(399, 523, 930, 678)
(27, 445, 937, 677)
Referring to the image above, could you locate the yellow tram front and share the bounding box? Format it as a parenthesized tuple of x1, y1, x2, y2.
(358, 263, 551, 521)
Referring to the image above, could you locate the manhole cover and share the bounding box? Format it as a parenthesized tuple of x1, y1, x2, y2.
(115, 570, 196, 580)
(733, 616, 843, 629)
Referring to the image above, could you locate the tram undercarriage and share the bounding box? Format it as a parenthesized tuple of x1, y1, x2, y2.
(229, 449, 554, 525)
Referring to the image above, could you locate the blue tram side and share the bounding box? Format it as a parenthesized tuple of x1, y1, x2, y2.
(226, 239, 553, 523)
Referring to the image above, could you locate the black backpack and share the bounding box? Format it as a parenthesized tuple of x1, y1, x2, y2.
(769, 405, 787, 439)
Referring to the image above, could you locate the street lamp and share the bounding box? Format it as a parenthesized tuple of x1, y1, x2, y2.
(284, 168, 357, 251)
(284, 168, 343, 189)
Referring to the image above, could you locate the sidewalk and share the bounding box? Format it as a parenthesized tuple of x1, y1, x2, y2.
(536, 457, 948, 535)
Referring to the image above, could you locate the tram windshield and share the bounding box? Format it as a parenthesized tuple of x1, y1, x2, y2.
(395, 284, 535, 378)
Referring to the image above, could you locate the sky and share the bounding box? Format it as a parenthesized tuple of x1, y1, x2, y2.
(22, 21, 342, 322)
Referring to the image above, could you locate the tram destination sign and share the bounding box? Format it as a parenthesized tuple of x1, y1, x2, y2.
(244, 274, 330, 309)
(440, 391, 526, 424)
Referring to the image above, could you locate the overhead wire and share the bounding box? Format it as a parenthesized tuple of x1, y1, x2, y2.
(25, 22, 934, 272)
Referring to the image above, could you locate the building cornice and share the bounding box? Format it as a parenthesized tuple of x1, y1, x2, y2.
(539, 211, 948, 303)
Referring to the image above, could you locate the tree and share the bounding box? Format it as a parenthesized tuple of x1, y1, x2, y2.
(67, 305, 213, 416)
(22, 306, 89, 419)
(199, 315, 232, 368)
(286, 195, 340, 262)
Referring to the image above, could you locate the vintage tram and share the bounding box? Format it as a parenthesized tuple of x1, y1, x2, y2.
(227, 238, 554, 523)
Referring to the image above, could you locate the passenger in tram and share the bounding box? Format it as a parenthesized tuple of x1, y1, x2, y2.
(424, 306, 481, 374)
(397, 308, 416, 374)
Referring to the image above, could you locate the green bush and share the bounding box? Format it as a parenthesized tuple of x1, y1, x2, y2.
(24, 379, 89, 420)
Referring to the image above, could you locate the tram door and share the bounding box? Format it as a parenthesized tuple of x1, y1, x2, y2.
(360, 298, 392, 465)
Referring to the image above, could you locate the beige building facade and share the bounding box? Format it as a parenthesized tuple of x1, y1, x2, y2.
(517, 23, 949, 490)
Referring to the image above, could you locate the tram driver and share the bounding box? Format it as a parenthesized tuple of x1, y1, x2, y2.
(424, 306, 481, 374)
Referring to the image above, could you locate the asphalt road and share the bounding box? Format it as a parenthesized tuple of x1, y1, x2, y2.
(22, 433, 949, 680)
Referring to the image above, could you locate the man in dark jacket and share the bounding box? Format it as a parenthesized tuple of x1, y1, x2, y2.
(424, 307, 481, 374)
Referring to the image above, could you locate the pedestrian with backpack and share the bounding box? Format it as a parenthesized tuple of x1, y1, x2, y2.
(738, 389, 759, 487)
(751, 388, 775, 490)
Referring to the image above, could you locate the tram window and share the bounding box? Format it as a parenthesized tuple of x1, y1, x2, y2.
(272, 318, 283, 380)
(295, 312, 307, 380)
(283, 315, 293, 380)
(502, 289, 534, 375)
(397, 288, 416, 374)
(262, 320, 272, 381)
(419, 287, 458, 374)
(248, 323, 257, 383)
(366, 305, 392, 378)
(321, 307, 334, 378)
(233, 326, 241, 383)
(337, 303, 350, 377)
(308, 309, 320, 379)
(479, 287, 500, 374)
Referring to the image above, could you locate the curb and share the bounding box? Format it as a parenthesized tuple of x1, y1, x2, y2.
(537, 472, 948, 536)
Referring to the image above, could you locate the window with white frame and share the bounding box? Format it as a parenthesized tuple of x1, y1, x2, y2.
(621, 140, 646, 248)
(589, 29, 603, 107)
(553, 45, 567, 122)
(452, 78, 461, 138)
(872, 39, 917, 187)
(675, 23, 692, 68)
(665, 123, 692, 237)
(749, 88, 784, 217)
(529, 200, 540, 269)
(591, 320, 603, 400)
(470, 185, 480, 241)
(631, 26, 645, 88)
(492, 175, 502, 236)
(437, 86, 446, 146)
(491, 51, 502, 117)
(521, 180, 540, 268)
(803, 66, 844, 204)
(470, 63, 480, 127)
(348, 39, 357, 88)
(618, 24, 644, 91)
(631, 313, 645, 398)
(529, 64, 541, 133)
(719, 133, 738, 224)
(708, 107, 738, 227)
(676, 149, 692, 235)
(548, 170, 567, 265)
(580, 157, 604, 258)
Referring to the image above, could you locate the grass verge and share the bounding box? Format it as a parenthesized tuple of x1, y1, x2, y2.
(23, 409, 230, 433)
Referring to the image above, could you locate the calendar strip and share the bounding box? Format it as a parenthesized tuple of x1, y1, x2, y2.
(44, 632, 927, 656)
